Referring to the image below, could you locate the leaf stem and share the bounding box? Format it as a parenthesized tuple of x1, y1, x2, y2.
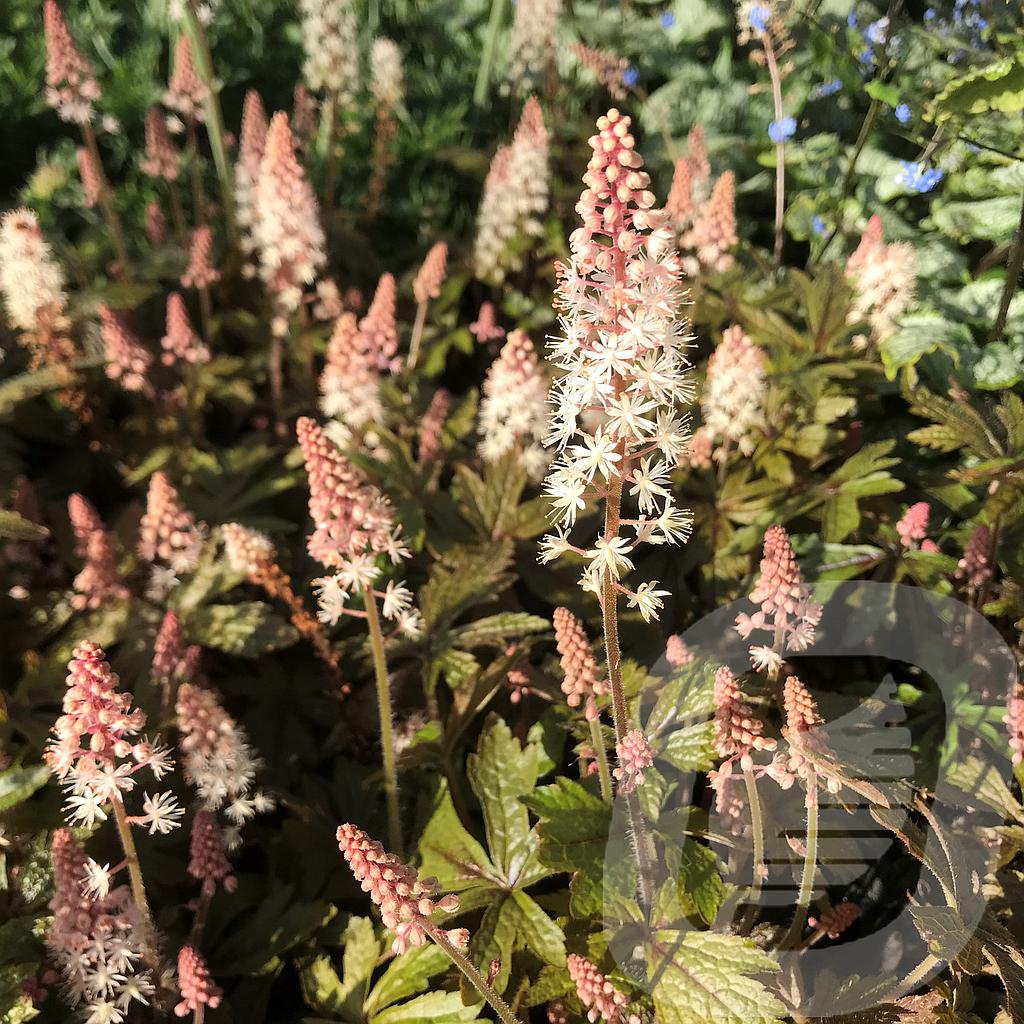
(588, 717, 613, 802)
(759, 31, 787, 268)
(364, 584, 402, 856)
(408, 300, 428, 369)
(990, 184, 1024, 342)
(428, 926, 521, 1024)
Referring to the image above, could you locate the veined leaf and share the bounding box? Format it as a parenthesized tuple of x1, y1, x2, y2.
(0, 765, 50, 813)
(365, 944, 450, 1017)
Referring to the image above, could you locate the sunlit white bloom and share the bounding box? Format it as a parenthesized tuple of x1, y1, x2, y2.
(626, 581, 670, 622)
(82, 859, 112, 899)
(749, 644, 783, 675)
(337, 553, 380, 591)
(140, 791, 184, 834)
(396, 609, 423, 638)
(586, 536, 634, 580)
(65, 789, 108, 828)
(313, 574, 348, 625)
(382, 580, 413, 620)
(539, 531, 574, 564)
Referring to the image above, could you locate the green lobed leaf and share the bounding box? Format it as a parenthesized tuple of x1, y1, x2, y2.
(0, 766, 50, 813)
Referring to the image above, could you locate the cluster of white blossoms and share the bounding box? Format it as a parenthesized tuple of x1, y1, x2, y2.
(478, 328, 549, 477)
(0, 208, 66, 332)
(540, 110, 694, 621)
(507, 0, 562, 94)
(845, 213, 915, 347)
(473, 96, 549, 284)
(300, 0, 360, 108)
(370, 37, 404, 110)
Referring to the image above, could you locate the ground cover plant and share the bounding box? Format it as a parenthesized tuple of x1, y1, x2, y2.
(2, 0, 1024, 1022)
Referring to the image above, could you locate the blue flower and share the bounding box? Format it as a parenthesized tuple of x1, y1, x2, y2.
(924, 6, 936, 18)
(768, 116, 796, 142)
(748, 3, 770, 32)
(896, 161, 944, 193)
(895, 103, 911, 124)
(811, 215, 827, 236)
(810, 78, 842, 99)
(623, 66, 639, 87)
(660, 10, 675, 28)
(847, 12, 858, 27)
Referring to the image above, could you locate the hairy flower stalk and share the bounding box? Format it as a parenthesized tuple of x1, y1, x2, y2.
(223, 522, 347, 691)
(507, 0, 561, 94)
(43, 1, 130, 280)
(408, 241, 448, 368)
(0, 209, 86, 414)
(298, 417, 417, 852)
(67, 493, 129, 610)
(845, 214, 915, 347)
(254, 113, 326, 429)
(540, 108, 692, 903)
(566, 954, 639, 1024)
(473, 96, 549, 284)
(478, 329, 549, 477)
(367, 38, 404, 218)
(336, 825, 520, 1024)
(45, 641, 183, 967)
(553, 607, 612, 799)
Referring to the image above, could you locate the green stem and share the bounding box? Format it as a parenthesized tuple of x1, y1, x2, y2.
(364, 584, 402, 857)
(186, 118, 207, 225)
(588, 716, 613, 802)
(783, 776, 818, 948)
(428, 927, 521, 1024)
(740, 767, 766, 935)
(111, 798, 157, 953)
(473, 0, 508, 108)
(990, 184, 1024, 342)
(759, 31, 786, 268)
(81, 121, 130, 282)
(408, 300, 428, 369)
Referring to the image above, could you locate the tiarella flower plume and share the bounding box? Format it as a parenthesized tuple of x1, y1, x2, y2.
(235, 89, 269, 262)
(319, 312, 382, 429)
(1008, 684, 1024, 767)
(413, 242, 448, 305)
(358, 273, 400, 372)
(222, 521, 276, 577)
(845, 214, 915, 346)
(781, 674, 841, 795)
(164, 34, 208, 121)
(701, 323, 767, 458)
(67, 493, 128, 610)
(541, 109, 693, 610)
(188, 809, 236, 893)
(43, 0, 100, 123)
(45, 641, 182, 833)
(553, 606, 608, 721)
(299, 0, 359, 107)
(46, 830, 153, 1022)
(613, 728, 654, 793)
(141, 106, 180, 180)
(566, 954, 639, 1024)
(478, 329, 549, 476)
(682, 170, 737, 274)
(313, 278, 344, 320)
(152, 610, 201, 703)
(161, 292, 210, 365)
(957, 525, 992, 589)
(507, 0, 562, 94)
(896, 501, 930, 549)
(572, 44, 630, 102)
(137, 471, 206, 578)
(666, 156, 695, 233)
(99, 304, 153, 395)
(176, 682, 271, 827)
(680, 424, 713, 469)
(474, 96, 549, 283)
(712, 665, 776, 768)
(665, 634, 694, 667)
(370, 38, 404, 109)
(146, 202, 168, 246)
(686, 123, 711, 192)
(253, 112, 326, 331)
(175, 945, 222, 1017)
(735, 525, 821, 672)
(469, 301, 505, 342)
(336, 823, 467, 954)
(77, 146, 102, 208)
(181, 225, 220, 291)
(419, 388, 450, 465)
(809, 901, 860, 939)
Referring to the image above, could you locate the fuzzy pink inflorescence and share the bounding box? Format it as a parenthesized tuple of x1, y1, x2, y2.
(702, 323, 766, 458)
(188, 810, 236, 893)
(665, 634, 693, 667)
(553, 607, 608, 721)
(181, 226, 220, 290)
(613, 728, 655, 794)
(236, 90, 269, 256)
(413, 242, 448, 305)
(152, 610, 201, 695)
(43, 0, 100, 123)
(164, 35, 208, 122)
(336, 823, 468, 954)
(469, 301, 505, 342)
(137, 471, 205, 574)
(682, 170, 737, 273)
(666, 156, 694, 231)
(713, 665, 776, 767)
(359, 272, 400, 372)
(1008, 685, 1024, 767)
(896, 501, 930, 549)
(573, 43, 630, 102)
(141, 106, 180, 180)
(783, 674, 823, 733)
(566, 954, 639, 1024)
(175, 945, 222, 1016)
(957, 525, 992, 588)
(77, 147, 102, 208)
(845, 214, 915, 345)
(147, 202, 168, 247)
(99, 304, 153, 394)
(297, 416, 408, 570)
(223, 521, 276, 576)
(161, 292, 210, 365)
(318, 311, 381, 429)
(67, 493, 128, 610)
(809, 901, 860, 939)
(419, 388, 450, 465)
(686, 123, 711, 187)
